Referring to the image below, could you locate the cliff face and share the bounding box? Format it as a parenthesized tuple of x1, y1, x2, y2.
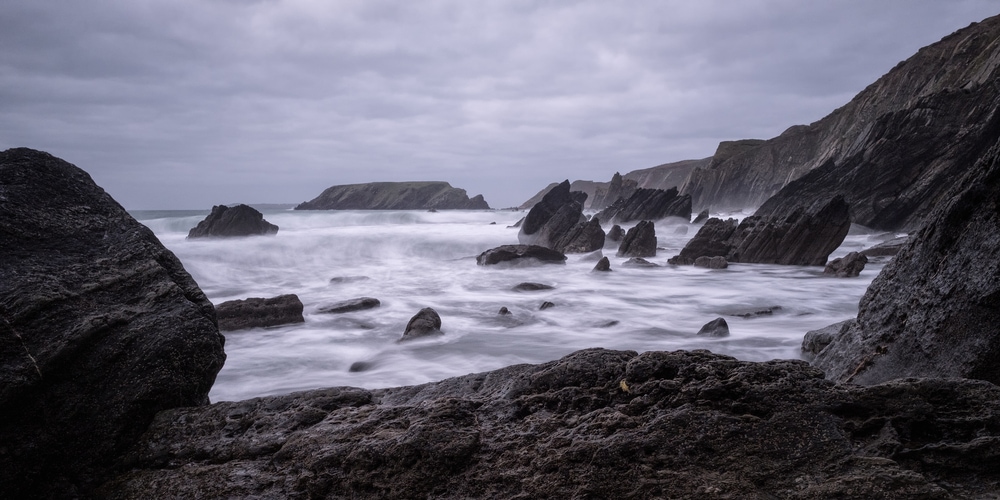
(684, 15, 1000, 230)
(296, 181, 489, 210)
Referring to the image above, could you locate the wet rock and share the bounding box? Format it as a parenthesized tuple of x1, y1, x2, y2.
(476, 245, 567, 266)
(348, 361, 375, 372)
(616, 220, 656, 258)
(329, 275, 371, 284)
(512, 282, 554, 292)
(518, 181, 604, 253)
(861, 236, 909, 258)
(693, 256, 728, 269)
(295, 181, 489, 210)
(0, 148, 226, 498)
(216, 294, 305, 331)
(497, 307, 511, 316)
(553, 216, 606, 254)
(399, 307, 442, 342)
(802, 320, 855, 360)
(692, 209, 710, 224)
(596, 187, 692, 224)
(317, 297, 381, 314)
(697, 317, 730, 337)
(729, 305, 782, 318)
(539, 301, 556, 310)
(824, 251, 868, 277)
(593, 256, 611, 272)
(622, 257, 659, 268)
(187, 204, 278, 238)
(607, 224, 625, 242)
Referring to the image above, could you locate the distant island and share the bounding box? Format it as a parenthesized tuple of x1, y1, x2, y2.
(295, 181, 489, 210)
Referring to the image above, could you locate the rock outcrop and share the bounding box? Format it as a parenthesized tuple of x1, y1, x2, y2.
(669, 196, 851, 266)
(399, 307, 442, 341)
(295, 181, 489, 210)
(682, 15, 1000, 232)
(187, 204, 278, 238)
(0, 148, 226, 498)
(476, 245, 567, 266)
(596, 187, 692, 224)
(616, 220, 656, 258)
(215, 294, 305, 331)
(100, 349, 1000, 498)
(518, 180, 604, 253)
(813, 135, 1000, 384)
(589, 172, 638, 211)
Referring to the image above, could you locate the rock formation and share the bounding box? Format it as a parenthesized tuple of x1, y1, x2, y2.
(596, 187, 692, 224)
(187, 204, 278, 238)
(399, 307, 442, 341)
(668, 195, 850, 266)
(512, 282, 555, 292)
(589, 172, 638, 210)
(812, 135, 1000, 384)
(593, 256, 611, 272)
(607, 224, 624, 242)
(215, 294, 305, 331)
(518, 180, 604, 253)
(317, 297, 381, 314)
(697, 317, 730, 337)
(693, 256, 728, 269)
(616, 221, 657, 258)
(0, 148, 226, 498)
(823, 252, 868, 277)
(295, 181, 489, 210)
(861, 236, 909, 258)
(476, 244, 567, 266)
(99, 349, 1000, 498)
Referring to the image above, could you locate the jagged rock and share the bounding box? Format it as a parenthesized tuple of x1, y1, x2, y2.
(0, 148, 226, 498)
(861, 236, 909, 257)
(216, 294, 305, 331)
(693, 256, 728, 269)
(539, 301, 556, 310)
(621, 257, 659, 268)
(616, 220, 656, 258)
(519, 181, 604, 253)
(697, 317, 730, 337)
(98, 349, 1000, 498)
(317, 297, 381, 314)
(590, 172, 638, 211)
(596, 187, 692, 224)
(512, 282, 554, 292)
(476, 245, 567, 266)
(399, 307, 442, 341)
(187, 204, 278, 238)
(607, 224, 625, 242)
(553, 216, 606, 253)
(813, 135, 1000, 385)
(295, 181, 489, 210)
(692, 209, 710, 224)
(593, 256, 611, 272)
(802, 320, 855, 360)
(669, 196, 850, 266)
(823, 252, 868, 277)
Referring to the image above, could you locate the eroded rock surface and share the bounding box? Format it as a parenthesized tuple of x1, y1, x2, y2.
(215, 294, 305, 331)
(187, 204, 278, 238)
(596, 187, 692, 224)
(518, 180, 604, 253)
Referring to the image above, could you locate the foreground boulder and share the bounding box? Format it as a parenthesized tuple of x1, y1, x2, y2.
(215, 294, 305, 331)
(100, 349, 1000, 498)
(0, 148, 226, 498)
(518, 180, 604, 253)
(596, 187, 692, 224)
(187, 204, 278, 238)
(476, 244, 567, 266)
(669, 195, 850, 266)
(295, 181, 489, 210)
(813, 137, 1000, 384)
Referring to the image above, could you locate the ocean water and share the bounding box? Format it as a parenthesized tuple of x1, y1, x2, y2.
(133, 209, 891, 402)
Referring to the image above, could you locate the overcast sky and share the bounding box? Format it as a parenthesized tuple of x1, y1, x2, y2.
(2, 1, 997, 209)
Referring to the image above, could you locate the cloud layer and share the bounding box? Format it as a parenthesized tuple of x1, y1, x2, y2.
(2, 0, 997, 208)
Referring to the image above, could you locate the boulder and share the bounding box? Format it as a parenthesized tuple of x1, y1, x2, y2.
(512, 283, 554, 292)
(497, 307, 511, 316)
(295, 181, 490, 210)
(697, 317, 730, 337)
(399, 307, 442, 341)
(317, 297, 381, 314)
(607, 224, 625, 242)
(215, 294, 305, 331)
(692, 209, 710, 223)
(476, 245, 567, 266)
(621, 257, 659, 268)
(813, 136, 1000, 385)
(98, 349, 1000, 498)
(595, 187, 692, 224)
(518, 181, 604, 253)
(187, 204, 278, 238)
(668, 196, 850, 266)
(693, 256, 728, 269)
(616, 220, 656, 258)
(801, 320, 855, 360)
(823, 252, 868, 277)
(592, 256, 611, 272)
(0, 148, 226, 498)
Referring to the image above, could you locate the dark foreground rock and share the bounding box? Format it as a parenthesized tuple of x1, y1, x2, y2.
(100, 349, 1000, 498)
(669, 195, 850, 266)
(595, 187, 692, 224)
(187, 204, 278, 238)
(215, 294, 305, 331)
(813, 136, 1000, 384)
(317, 297, 381, 314)
(0, 148, 226, 498)
(399, 307, 442, 341)
(476, 244, 567, 266)
(295, 181, 489, 210)
(518, 180, 604, 253)
(616, 220, 656, 258)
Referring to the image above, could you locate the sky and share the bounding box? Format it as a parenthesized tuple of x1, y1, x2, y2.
(1, 1, 997, 209)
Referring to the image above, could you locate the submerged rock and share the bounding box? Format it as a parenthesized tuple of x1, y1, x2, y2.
(317, 297, 381, 314)
(621, 257, 659, 268)
(539, 301, 556, 310)
(476, 244, 567, 266)
(512, 282, 555, 292)
(215, 294, 305, 331)
(399, 307, 442, 341)
(187, 204, 278, 238)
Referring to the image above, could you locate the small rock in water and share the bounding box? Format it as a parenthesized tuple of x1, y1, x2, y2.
(512, 282, 555, 292)
(399, 307, 442, 342)
(597, 320, 620, 328)
(593, 256, 611, 272)
(539, 301, 556, 310)
(317, 297, 381, 314)
(622, 257, 659, 268)
(216, 294, 304, 331)
(476, 244, 567, 266)
(348, 360, 375, 372)
(329, 276, 371, 284)
(187, 204, 279, 238)
(498, 307, 511, 316)
(824, 251, 868, 277)
(697, 317, 730, 337)
(729, 306, 782, 318)
(693, 256, 729, 269)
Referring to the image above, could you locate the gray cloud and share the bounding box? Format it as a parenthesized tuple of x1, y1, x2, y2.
(1, 0, 996, 208)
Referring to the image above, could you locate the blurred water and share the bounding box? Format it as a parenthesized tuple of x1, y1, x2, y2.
(134, 208, 890, 402)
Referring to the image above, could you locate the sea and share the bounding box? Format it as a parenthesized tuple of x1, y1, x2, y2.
(131, 208, 893, 403)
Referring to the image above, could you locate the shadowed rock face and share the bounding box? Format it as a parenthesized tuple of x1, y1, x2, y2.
(596, 187, 692, 225)
(99, 349, 1000, 498)
(0, 148, 226, 498)
(187, 204, 278, 238)
(295, 181, 489, 210)
(519, 180, 604, 253)
(616, 220, 657, 258)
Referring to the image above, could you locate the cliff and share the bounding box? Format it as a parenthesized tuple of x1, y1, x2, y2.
(295, 181, 489, 210)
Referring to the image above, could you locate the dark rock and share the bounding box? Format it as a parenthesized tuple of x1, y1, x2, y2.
(518, 181, 605, 253)
(399, 307, 442, 341)
(616, 220, 656, 258)
(295, 181, 490, 210)
(590, 172, 638, 211)
(607, 224, 625, 242)
(692, 209, 710, 223)
(519, 180, 577, 238)
(729, 305, 782, 318)
(860, 236, 909, 257)
(187, 204, 278, 238)
(512, 282, 554, 292)
(553, 216, 606, 254)
(693, 256, 728, 269)
(621, 257, 659, 268)
(518, 180, 606, 210)
(317, 297, 381, 314)
(476, 244, 567, 266)
(497, 307, 511, 316)
(329, 275, 371, 284)
(0, 148, 226, 498)
(596, 187, 692, 224)
(802, 320, 855, 360)
(348, 361, 375, 372)
(813, 134, 1000, 385)
(697, 317, 730, 337)
(216, 294, 305, 331)
(669, 196, 850, 266)
(597, 320, 620, 328)
(539, 301, 556, 310)
(593, 256, 611, 272)
(823, 251, 868, 277)
(99, 349, 1000, 498)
